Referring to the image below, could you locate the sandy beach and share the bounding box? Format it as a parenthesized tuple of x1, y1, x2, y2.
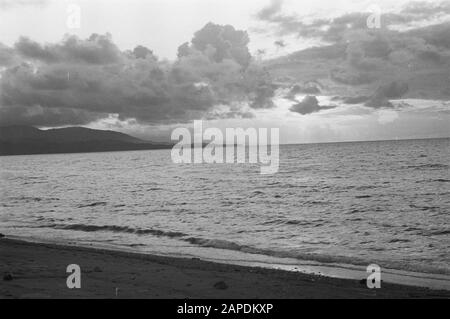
(1, 237, 449, 299)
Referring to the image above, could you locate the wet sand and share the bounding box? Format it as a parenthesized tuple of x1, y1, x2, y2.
(1, 237, 449, 299)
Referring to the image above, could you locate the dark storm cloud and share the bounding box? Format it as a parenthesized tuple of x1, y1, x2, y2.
(0, 23, 276, 127)
(262, 1, 450, 106)
(330, 67, 376, 85)
(289, 96, 336, 115)
(409, 22, 450, 49)
(337, 81, 409, 108)
(15, 34, 123, 64)
(365, 81, 409, 108)
(0, 105, 104, 127)
(285, 82, 321, 100)
(0, 43, 18, 66)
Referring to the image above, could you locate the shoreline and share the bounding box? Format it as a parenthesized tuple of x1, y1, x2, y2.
(4, 233, 450, 291)
(1, 237, 449, 299)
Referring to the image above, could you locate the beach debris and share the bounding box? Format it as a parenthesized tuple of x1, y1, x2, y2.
(3, 272, 13, 281)
(213, 281, 228, 290)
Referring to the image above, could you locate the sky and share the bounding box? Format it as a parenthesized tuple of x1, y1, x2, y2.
(0, 0, 449, 143)
(0, 0, 433, 59)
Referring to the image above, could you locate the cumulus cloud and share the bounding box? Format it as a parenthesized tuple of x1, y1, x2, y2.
(0, 43, 18, 67)
(365, 81, 409, 108)
(285, 82, 321, 100)
(338, 81, 409, 108)
(257, 0, 450, 41)
(14, 34, 123, 64)
(289, 95, 336, 115)
(0, 23, 276, 127)
(178, 22, 252, 67)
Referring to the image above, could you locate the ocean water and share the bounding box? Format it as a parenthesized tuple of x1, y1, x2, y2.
(1, 138, 449, 288)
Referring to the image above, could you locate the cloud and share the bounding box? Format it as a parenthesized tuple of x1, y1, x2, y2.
(0, 23, 276, 127)
(401, 1, 450, 18)
(255, 0, 305, 37)
(289, 95, 336, 115)
(178, 22, 252, 67)
(14, 34, 123, 64)
(375, 81, 408, 99)
(274, 40, 286, 48)
(366, 81, 409, 107)
(337, 81, 409, 108)
(256, 0, 283, 21)
(340, 95, 370, 105)
(257, 1, 450, 41)
(285, 82, 321, 100)
(263, 2, 450, 108)
(0, 43, 18, 67)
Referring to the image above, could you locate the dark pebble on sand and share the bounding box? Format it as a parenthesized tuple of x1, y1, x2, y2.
(3, 273, 13, 281)
(213, 281, 228, 290)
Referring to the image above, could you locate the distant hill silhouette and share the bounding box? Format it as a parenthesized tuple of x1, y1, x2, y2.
(0, 126, 172, 156)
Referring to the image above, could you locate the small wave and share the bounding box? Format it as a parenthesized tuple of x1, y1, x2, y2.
(403, 163, 449, 170)
(44, 223, 187, 239)
(182, 236, 450, 275)
(416, 179, 450, 183)
(185, 238, 245, 250)
(428, 229, 450, 236)
(248, 190, 265, 198)
(28, 223, 450, 276)
(355, 185, 377, 191)
(285, 219, 310, 225)
(10, 196, 59, 203)
(77, 202, 107, 208)
(404, 227, 423, 232)
(388, 238, 411, 243)
(410, 204, 440, 211)
(304, 200, 331, 205)
(261, 218, 324, 227)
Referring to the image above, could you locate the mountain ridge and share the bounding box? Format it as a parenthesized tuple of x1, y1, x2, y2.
(0, 126, 172, 156)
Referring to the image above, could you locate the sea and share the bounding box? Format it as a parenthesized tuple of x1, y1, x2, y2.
(1, 138, 449, 289)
